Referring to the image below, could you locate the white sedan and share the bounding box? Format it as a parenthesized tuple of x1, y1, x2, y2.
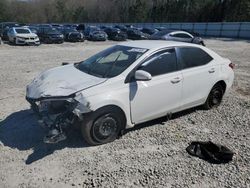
(7, 27, 40, 45)
(26, 41, 234, 145)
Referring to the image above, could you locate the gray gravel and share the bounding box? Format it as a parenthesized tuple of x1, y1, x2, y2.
(0, 39, 249, 188)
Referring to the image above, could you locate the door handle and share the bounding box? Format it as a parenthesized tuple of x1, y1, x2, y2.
(171, 77, 182, 84)
(208, 68, 215, 73)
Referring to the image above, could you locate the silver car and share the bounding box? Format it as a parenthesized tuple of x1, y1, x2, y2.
(7, 27, 40, 45)
(149, 30, 205, 46)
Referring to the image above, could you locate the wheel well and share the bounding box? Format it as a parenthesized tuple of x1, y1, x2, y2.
(215, 80, 227, 93)
(95, 105, 127, 129)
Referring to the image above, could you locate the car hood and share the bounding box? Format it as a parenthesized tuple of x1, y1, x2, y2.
(26, 64, 107, 99)
(16, 33, 37, 37)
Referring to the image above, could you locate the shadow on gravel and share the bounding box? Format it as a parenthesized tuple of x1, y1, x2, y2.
(0, 109, 87, 165)
(0, 106, 202, 164)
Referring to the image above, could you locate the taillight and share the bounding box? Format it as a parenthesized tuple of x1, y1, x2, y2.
(229, 63, 235, 70)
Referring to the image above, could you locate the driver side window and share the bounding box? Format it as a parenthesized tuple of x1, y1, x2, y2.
(173, 33, 192, 38)
(139, 49, 177, 76)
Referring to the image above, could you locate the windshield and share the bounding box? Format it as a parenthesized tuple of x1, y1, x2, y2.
(76, 45, 148, 78)
(15, 28, 31, 34)
(46, 28, 60, 34)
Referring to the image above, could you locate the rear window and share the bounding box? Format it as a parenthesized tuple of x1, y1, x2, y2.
(178, 47, 213, 69)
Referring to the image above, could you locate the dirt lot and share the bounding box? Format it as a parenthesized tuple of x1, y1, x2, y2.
(0, 39, 249, 188)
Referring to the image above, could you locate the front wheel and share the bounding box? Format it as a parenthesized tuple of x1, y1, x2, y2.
(203, 84, 224, 110)
(81, 107, 125, 146)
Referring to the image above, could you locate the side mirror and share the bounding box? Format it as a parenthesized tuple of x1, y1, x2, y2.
(135, 70, 152, 81)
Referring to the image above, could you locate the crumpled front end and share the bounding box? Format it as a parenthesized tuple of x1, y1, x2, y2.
(25, 64, 106, 143)
(26, 93, 92, 143)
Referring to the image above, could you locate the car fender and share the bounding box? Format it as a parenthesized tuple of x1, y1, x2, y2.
(218, 63, 234, 92)
(76, 90, 133, 128)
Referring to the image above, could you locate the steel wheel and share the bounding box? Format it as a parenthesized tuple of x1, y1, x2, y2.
(91, 114, 118, 143)
(204, 84, 224, 109)
(81, 106, 126, 146)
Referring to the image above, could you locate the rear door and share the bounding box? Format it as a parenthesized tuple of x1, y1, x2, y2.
(130, 48, 183, 124)
(176, 47, 219, 109)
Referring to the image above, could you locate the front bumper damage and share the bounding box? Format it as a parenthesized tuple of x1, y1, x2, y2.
(26, 93, 91, 143)
(16, 37, 40, 45)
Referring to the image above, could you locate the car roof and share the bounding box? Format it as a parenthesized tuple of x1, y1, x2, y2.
(13, 27, 30, 30)
(119, 40, 200, 50)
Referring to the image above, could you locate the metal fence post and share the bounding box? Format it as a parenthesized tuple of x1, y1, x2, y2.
(205, 22, 208, 37)
(237, 22, 242, 38)
(219, 22, 223, 37)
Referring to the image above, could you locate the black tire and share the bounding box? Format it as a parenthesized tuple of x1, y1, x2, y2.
(81, 106, 126, 146)
(204, 84, 224, 110)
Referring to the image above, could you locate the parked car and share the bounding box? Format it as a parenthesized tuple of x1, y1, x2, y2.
(127, 29, 149, 40)
(85, 26, 107, 41)
(114, 25, 128, 32)
(23, 26, 39, 34)
(7, 27, 40, 45)
(61, 28, 85, 42)
(63, 24, 78, 29)
(89, 30, 108, 41)
(76, 24, 85, 32)
(155, 27, 166, 31)
(141, 27, 159, 35)
(0, 22, 19, 40)
(51, 23, 64, 28)
(169, 28, 200, 37)
(149, 30, 205, 46)
(26, 41, 234, 145)
(1, 28, 10, 41)
(84, 26, 100, 36)
(37, 27, 64, 44)
(104, 27, 127, 41)
(38, 24, 52, 29)
(125, 24, 138, 30)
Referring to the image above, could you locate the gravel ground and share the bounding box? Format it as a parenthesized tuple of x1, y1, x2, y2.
(0, 39, 249, 188)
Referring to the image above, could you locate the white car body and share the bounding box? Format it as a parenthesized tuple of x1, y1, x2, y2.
(8, 27, 40, 45)
(27, 41, 234, 127)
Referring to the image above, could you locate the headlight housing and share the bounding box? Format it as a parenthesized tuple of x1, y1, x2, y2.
(37, 98, 77, 114)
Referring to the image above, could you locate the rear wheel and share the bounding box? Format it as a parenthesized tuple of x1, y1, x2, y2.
(81, 106, 125, 146)
(204, 84, 224, 110)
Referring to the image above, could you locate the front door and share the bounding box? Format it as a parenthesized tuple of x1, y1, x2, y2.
(130, 48, 183, 124)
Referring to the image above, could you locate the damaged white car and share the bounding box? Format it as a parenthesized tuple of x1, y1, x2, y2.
(26, 41, 234, 145)
(8, 27, 40, 45)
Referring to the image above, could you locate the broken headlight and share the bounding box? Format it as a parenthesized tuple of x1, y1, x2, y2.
(38, 98, 77, 114)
